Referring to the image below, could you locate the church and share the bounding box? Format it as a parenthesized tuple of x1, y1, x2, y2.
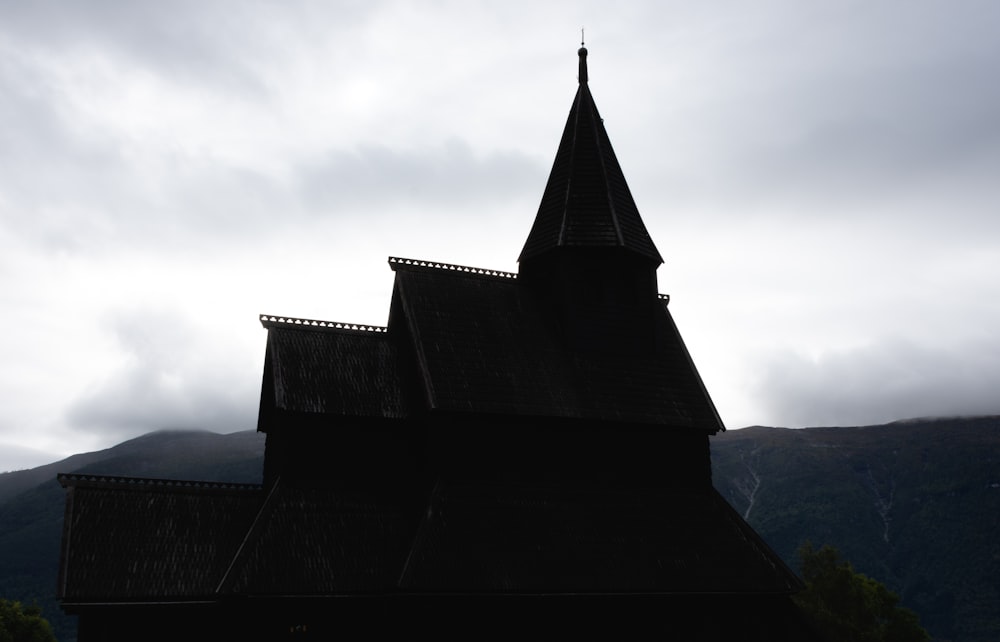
(58, 47, 813, 640)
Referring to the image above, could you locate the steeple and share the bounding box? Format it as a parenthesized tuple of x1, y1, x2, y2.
(519, 46, 663, 266)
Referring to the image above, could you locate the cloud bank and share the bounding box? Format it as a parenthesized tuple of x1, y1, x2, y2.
(2, 1, 1000, 468)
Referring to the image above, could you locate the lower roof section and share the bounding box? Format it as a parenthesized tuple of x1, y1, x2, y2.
(58, 474, 799, 605)
(400, 482, 800, 595)
(57, 474, 263, 602)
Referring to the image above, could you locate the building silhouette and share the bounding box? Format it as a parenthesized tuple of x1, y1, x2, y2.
(58, 47, 812, 640)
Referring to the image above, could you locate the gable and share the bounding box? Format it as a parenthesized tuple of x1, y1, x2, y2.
(260, 317, 411, 421)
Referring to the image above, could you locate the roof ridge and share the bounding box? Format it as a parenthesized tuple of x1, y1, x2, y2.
(388, 256, 517, 280)
(259, 315, 388, 333)
(57, 473, 262, 491)
(216, 476, 284, 594)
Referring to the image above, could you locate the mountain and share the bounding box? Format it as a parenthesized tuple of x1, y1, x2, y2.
(1, 418, 997, 641)
(0, 430, 266, 642)
(711, 416, 1000, 642)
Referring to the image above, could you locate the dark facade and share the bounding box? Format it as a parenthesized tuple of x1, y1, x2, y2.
(58, 48, 813, 640)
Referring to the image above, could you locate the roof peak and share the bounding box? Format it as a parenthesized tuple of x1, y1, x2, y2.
(519, 47, 663, 266)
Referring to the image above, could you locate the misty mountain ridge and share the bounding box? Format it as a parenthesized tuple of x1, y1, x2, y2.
(3, 412, 983, 475)
(2, 417, 998, 641)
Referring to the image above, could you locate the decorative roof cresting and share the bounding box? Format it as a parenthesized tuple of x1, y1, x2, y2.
(388, 256, 517, 279)
(259, 315, 387, 333)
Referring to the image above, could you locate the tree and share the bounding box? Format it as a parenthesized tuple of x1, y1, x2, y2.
(794, 543, 930, 642)
(0, 598, 57, 642)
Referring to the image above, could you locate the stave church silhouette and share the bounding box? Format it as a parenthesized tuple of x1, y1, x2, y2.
(58, 46, 813, 640)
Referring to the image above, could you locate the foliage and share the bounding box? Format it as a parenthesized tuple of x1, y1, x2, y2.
(712, 417, 1000, 641)
(0, 598, 57, 642)
(794, 543, 930, 642)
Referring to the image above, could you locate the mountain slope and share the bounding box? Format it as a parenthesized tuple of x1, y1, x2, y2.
(711, 416, 1000, 642)
(0, 429, 265, 642)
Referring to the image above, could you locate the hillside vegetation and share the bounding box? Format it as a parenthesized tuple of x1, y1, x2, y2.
(712, 416, 1000, 642)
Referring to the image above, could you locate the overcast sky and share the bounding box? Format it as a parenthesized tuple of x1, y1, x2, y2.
(2, 0, 999, 471)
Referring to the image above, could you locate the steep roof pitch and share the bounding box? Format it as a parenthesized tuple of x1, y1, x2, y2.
(519, 47, 663, 265)
(259, 316, 410, 420)
(389, 258, 722, 430)
(257, 258, 722, 431)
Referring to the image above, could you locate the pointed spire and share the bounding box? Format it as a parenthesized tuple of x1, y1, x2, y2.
(519, 47, 662, 265)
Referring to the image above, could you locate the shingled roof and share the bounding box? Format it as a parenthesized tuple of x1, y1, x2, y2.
(58, 475, 801, 602)
(389, 259, 721, 429)
(217, 478, 413, 596)
(57, 475, 263, 603)
(401, 482, 801, 594)
(259, 316, 410, 419)
(519, 46, 663, 265)
(256, 256, 722, 432)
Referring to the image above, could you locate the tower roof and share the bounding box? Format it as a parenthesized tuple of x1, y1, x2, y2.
(519, 47, 663, 265)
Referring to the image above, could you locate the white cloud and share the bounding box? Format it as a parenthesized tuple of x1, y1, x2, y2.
(2, 0, 1000, 470)
(66, 305, 260, 441)
(753, 337, 1000, 427)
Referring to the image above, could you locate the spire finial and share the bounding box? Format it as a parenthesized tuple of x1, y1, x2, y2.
(578, 36, 588, 85)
